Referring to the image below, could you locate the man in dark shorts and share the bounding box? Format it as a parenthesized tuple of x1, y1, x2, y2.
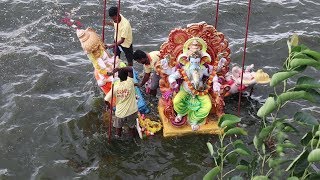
(106, 6, 134, 66)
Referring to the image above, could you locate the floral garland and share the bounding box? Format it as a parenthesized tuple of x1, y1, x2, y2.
(178, 67, 216, 96)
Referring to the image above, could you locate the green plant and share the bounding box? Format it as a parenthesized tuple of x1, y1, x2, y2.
(204, 114, 249, 180)
(204, 34, 320, 180)
(256, 34, 320, 179)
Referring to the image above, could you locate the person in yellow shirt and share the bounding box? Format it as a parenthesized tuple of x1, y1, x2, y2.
(104, 67, 138, 138)
(133, 50, 161, 97)
(106, 6, 134, 66)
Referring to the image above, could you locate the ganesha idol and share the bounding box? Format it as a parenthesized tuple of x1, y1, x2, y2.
(76, 27, 125, 96)
(76, 27, 150, 114)
(155, 22, 232, 136)
(225, 64, 271, 96)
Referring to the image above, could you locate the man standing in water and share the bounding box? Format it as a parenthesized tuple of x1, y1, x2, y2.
(105, 67, 138, 138)
(133, 50, 161, 97)
(106, 6, 134, 66)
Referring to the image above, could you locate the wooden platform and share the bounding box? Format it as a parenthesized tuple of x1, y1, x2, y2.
(158, 104, 223, 137)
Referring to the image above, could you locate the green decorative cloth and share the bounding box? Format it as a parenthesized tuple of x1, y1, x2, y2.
(173, 87, 212, 125)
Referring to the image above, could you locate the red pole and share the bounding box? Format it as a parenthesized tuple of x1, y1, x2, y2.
(237, 0, 252, 116)
(108, 0, 121, 143)
(215, 0, 220, 29)
(102, 0, 107, 41)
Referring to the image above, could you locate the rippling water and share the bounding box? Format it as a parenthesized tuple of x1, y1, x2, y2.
(1, 0, 319, 179)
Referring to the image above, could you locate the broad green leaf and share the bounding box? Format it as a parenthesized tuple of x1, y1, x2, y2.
(252, 176, 269, 180)
(258, 126, 273, 142)
(301, 132, 313, 146)
(220, 119, 241, 128)
(293, 65, 307, 72)
(294, 112, 319, 126)
(218, 114, 240, 127)
(278, 141, 296, 149)
(226, 152, 238, 164)
(276, 145, 284, 153)
(286, 149, 308, 171)
(283, 122, 299, 133)
(287, 177, 299, 180)
(310, 139, 319, 147)
(235, 148, 250, 156)
(291, 52, 311, 60)
(236, 165, 249, 171)
(307, 89, 320, 104)
(203, 166, 220, 180)
(253, 135, 260, 149)
(233, 139, 244, 146)
(233, 140, 252, 156)
(230, 176, 244, 180)
(272, 118, 285, 128)
(289, 58, 320, 69)
(298, 44, 309, 51)
(225, 127, 248, 136)
(257, 97, 277, 118)
(270, 71, 299, 87)
(262, 143, 266, 154)
(307, 149, 320, 162)
(269, 158, 291, 168)
(301, 49, 320, 61)
(296, 76, 320, 89)
(206, 142, 214, 156)
(276, 91, 314, 106)
(291, 45, 302, 53)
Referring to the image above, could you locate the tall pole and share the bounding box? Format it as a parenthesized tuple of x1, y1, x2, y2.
(108, 0, 121, 143)
(237, 0, 252, 116)
(215, 0, 220, 29)
(102, 0, 107, 41)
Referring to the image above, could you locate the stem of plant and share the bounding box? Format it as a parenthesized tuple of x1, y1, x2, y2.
(266, 168, 273, 177)
(261, 154, 266, 174)
(301, 164, 310, 180)
(220, 135, 225, 179)
(223, 169, 236, 178)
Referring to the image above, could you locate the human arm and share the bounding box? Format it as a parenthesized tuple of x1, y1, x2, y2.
(111, 66, 134, 78)
(106, 38, 125, 49)
(105, 21, 113, 26)
(138, 73, 151, 87)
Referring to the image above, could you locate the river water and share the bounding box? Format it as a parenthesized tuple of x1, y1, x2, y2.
(0, 0, 319, 179)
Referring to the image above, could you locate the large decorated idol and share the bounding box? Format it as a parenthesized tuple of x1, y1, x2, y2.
(155, 22, 231, 136)
(168, 39, 216, 131)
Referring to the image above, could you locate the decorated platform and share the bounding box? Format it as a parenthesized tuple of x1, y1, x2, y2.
(158, 103, 222, 137)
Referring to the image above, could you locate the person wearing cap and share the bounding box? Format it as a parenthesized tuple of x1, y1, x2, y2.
(105, 6, 134, 66)
(104, 66, 138, 138)
(133, 50, 161, 97)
